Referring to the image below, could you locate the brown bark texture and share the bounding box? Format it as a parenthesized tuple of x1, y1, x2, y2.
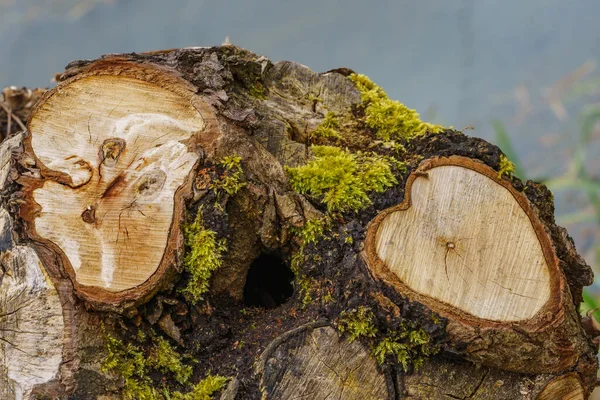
(0, 45, 598, 400)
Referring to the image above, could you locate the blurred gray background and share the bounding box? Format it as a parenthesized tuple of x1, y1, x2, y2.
(2, 0, 600, 292)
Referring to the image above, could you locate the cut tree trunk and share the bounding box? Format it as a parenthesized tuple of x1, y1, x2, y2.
(0, 45, 597, 400)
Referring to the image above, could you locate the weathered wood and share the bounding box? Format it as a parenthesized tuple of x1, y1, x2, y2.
(0, 45, 598, 399)
(538, 373, 585, 400)
(0, 244, 64, 399)
(258, 323, 390, 400)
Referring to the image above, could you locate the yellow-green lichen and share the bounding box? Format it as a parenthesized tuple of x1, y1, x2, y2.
(371, 325, 439, 372)
(349, 73, 444, 141)
(249, 83, 268, 100)
(211, 155, 247, 196)
(182, 210, 227, 304)
(313, 112, 342, 140)
(337, 306, 378, 342)
(286, 145, 398, 213)
(497, 154, 515, 178)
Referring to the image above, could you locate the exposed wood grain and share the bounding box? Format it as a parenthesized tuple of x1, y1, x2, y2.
(373, 161, 551, 321)
(402, 357, 526, 399)
(260, 325, 389, 400)
(22, 69, 220, 306)
(0, 244, 64, 400)
(538, 373, 585, 400)
(29, 75, 203, 291)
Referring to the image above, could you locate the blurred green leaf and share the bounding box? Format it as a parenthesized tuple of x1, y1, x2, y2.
(544, 177, 600, 193)
(582, 288, 600, 320)
(581, 106, 600, 146)
(556, 210, 595, 225)
(491, 120, 527, 180)
(566, 77, 600, 101)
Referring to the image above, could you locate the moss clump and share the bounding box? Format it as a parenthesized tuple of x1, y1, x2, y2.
(349, 73, 444, 141)
(497, 154, 516, 178)
(211, 155, 246, 196)
(171, 375, 229, 400)
(290, 250, 314, 307)
(286, 145, 398, 213)
(313, 112, 342, 140)
(148, 337, 193, 385)
(182, 210, 227, 304)
(102, 325, 159, 400)
(291, 217, 329, 245)
(371, 324, 440, 372)
(337, 306, 378, 342)
(337, 309, 441, 371)
(102, 326, 227, 400)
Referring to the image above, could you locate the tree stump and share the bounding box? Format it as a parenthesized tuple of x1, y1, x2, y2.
(0, 45, 597, 399)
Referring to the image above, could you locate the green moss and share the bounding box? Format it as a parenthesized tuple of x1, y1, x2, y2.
(306, 93, 323, 103)
(286, 145, 398, 213)
(291, 251, 314, 307)
(381, 140, 407, 155)
(313, 112, 342, 140)
(291, 217, 329, 245)
(171, 375, 229, 400)
(137, 329, 147, 342)
(211, 155, 246, 196)
(102, 326, 226, 400)
(336, 307, 440, 371)
(101, 325, 160, 400)
(298, 275, 315, 307)
(371, 324, 439, 372)
(182, 210, 227, 304)
(337, 306, 378, 342)
(497, 154, 516, 178)
(148, 337, 193, 385)
(349, 73, 444, 141)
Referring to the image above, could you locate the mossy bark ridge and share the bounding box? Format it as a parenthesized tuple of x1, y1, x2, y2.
(0, 46, 597, 399)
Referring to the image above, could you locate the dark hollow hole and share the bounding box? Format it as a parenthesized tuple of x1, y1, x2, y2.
(243, 253, 294, 309)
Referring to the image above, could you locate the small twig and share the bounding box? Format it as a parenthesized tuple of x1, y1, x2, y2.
(0, 101, 26, 133)
(6, 108, 11, 137)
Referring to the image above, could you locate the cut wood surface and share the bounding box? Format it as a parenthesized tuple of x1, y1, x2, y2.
(0, 46, 597, 399)
(23, 65, 220, 306)
(365, 155, 589, 373)
(369, 156, 553, 321)
(538, 373, 585, 400)
(259, 323, 389, 400)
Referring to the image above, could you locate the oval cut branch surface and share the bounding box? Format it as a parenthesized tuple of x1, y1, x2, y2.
(26, 73, 206, 301)
(366, 156, 559, 323)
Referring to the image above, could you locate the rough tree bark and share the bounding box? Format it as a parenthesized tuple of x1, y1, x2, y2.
(0, 45, 598, 400)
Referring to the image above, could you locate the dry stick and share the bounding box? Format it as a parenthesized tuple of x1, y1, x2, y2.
(0, 102, 26, 135)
